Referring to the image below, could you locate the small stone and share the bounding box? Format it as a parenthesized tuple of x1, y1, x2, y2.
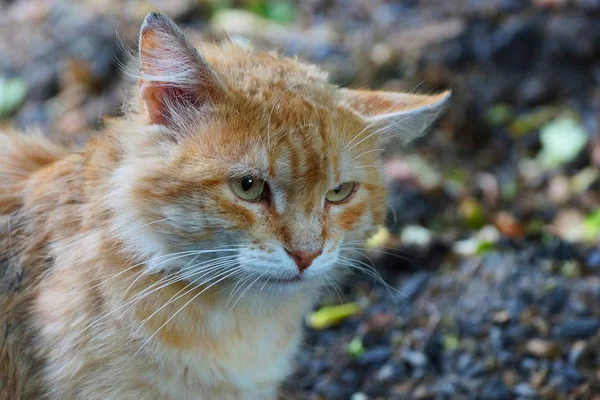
(315, 380, 355, 400)
(483, 378, 512, 400)
(376, 362, 405, 382)
(400, 225, 433, 248)
(366, 311, 395, 333)
(513, 383, 538, 398)
(493, 310, 511, 325)
(553, 319, 600, 340)
(369, 43, 393, 66)
(519, 357, 540, 374)
(586, 249, 600, 270)
(517, 75, 555, 106)
(359, 347, 391, 366)
(574, 0, 600, 10)
(546, 284, 569, 315)
(401, 350, 428, 368)
(398, 272, 429, 302)
(547, 175, 571, 204)
(340, 369, 360, 390)
(568, 341, 594, 368)
(526, 339, 561, 358)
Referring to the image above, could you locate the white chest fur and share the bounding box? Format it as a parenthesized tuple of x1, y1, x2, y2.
(139, 293, 313, 400)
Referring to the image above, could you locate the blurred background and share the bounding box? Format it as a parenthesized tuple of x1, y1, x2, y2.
(1, 0, 600, 398)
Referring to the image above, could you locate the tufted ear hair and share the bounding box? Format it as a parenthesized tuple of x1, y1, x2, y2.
(138, 12, 227, 126)
(340, 89, 451, 144)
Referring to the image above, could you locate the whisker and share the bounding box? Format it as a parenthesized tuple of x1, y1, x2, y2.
(116, 218, 168, 238)
(121, 256, 240, 321)
(323, 274, 346, 303)
(228, 272, 266, 312)
(81, 255, 240, 334)
(226, 273, 253, 308)
(131, 263, 241, 339)
(338, 255, 402, 306)
(58, 251, 198, 295)
(133, 266, 244, 356)
(351, 148, 384, 161)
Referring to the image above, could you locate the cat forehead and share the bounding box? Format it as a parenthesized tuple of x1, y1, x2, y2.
(200, 43, 333, 101)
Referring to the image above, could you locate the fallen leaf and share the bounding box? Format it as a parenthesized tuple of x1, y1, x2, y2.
(307, 303, 360, 329)
(347, 336, 365, 357)
(0, 77, 27, 117)
(493, 211, 525, 238)
(537, 116, 588, 169)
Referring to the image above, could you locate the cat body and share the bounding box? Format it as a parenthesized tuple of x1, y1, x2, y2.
(0, 13, 448, 399)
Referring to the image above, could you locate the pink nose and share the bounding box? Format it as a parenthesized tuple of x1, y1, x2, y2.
(286, 250, 322, 273)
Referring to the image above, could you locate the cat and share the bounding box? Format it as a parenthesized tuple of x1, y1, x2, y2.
(0, 12, 449, 400)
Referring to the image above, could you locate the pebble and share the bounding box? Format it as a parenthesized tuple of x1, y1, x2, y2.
(401, 350, 428, 368)
(315, 380, 355, 400)
(489, 17, 540, 72)
(585, 249, 600, 270)
(340, 369, 361, 391)
(359, 347, 391, 367)
(545, 285, 568, 315)
(553, 319, 600, 340)
(526, 338, 561, 358)
(375, 362, 405, 382)
(398, 272, 429, 302)
(567, 341, 594, 368)
(513, 383, 538, 398)
(483, 378, 513, 400)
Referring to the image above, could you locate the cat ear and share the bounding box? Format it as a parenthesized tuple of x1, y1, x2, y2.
(340, 89, 451, 144)
(138, 13, 226, 126)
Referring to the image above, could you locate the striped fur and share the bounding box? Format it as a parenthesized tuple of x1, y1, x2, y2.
(0, 13, 448, 400)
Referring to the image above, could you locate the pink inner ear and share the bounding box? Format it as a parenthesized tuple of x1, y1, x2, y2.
(139, 85, 184, 126)
(137, 14, 225, 126)
(139, 81, 215, 126)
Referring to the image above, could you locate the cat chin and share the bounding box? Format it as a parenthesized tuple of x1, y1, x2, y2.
(234, 274, 327, 298)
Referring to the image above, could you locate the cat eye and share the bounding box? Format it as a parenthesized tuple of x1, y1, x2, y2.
(230, 175, 267, 202)
(326, 182, 356, 204)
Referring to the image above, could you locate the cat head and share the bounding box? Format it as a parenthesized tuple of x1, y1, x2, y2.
(109, 13, 449, 296)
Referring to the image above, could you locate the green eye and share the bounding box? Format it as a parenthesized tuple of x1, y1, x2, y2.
(230, 175, 266, 201)
(326, 182, 356, 203)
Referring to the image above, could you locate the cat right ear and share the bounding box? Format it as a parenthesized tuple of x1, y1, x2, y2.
(138, 13, 226, 126)
(340, 89, 451, 144)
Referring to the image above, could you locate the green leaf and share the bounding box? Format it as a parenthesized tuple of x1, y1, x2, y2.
(485, 103, 513, 127)
(209, 0, 232, 15)
(0, 77, 27, 117)
(584, 208, 600, 240)
(265, 1, 296, 24)
(459, 198, 486, 229)
(347, 336, 365, 358)
(475, 241, 495, 255)
(443, 334, 460, 351)
(508, 107, 556, 136)
(537, 116, 588, 168)
(246, 0, 268, 17)
(307, 303, 360, 329)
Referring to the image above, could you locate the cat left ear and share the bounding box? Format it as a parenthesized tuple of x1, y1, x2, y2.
(138, 12, 226, 126)
(340, 89, 451, 144)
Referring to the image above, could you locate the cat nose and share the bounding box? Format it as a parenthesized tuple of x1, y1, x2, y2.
(286, 249, 322, 273)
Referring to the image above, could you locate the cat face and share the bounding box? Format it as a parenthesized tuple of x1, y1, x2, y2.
(109, 13, 449, 296)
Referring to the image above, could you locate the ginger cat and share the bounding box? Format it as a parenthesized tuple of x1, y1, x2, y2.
(0, 12, 449, 400)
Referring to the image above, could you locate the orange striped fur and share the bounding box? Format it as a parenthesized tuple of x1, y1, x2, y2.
(0, 13, 449, 400)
